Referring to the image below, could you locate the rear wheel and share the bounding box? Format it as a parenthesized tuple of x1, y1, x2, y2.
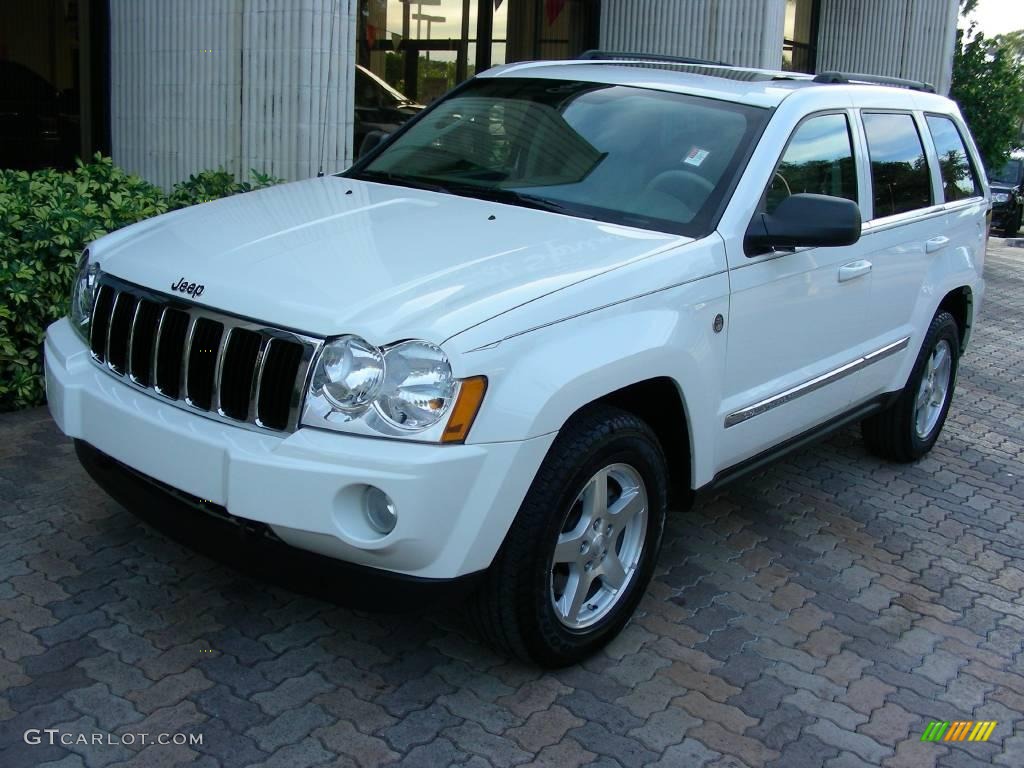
(472, 405, 668, 667)
(862, 311, 960, 462)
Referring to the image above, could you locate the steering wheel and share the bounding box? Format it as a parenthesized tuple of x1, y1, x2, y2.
(642, 169, 716, 215)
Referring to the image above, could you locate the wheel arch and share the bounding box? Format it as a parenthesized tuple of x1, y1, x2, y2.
(937, 285, 974, 352)
(583, 378, 693, 506)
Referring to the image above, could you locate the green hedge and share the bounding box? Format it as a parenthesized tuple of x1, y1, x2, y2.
(0, 155, 281, 412)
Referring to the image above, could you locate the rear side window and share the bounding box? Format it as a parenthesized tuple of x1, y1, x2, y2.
(926, 115, 981, 201)
(765, 113, 858, 213)
(862, 112, 933, 218)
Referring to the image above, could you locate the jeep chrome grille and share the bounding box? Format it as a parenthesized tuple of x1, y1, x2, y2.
(89, 275, 321, 433)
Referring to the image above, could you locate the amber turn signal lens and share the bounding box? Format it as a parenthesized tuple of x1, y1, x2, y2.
(442, 376, 488, 443)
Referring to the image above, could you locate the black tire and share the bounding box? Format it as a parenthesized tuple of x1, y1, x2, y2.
(471, 404, 669, 667)
(862, 311, 960, 463)
(1005, 208, 1021, 238)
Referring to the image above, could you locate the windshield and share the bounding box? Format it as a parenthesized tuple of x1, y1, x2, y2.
(990, 158, 1023, 186)
(349, 77, 769, 236)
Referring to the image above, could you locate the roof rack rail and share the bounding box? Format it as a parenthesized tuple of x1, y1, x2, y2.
(578, 49, 730, 67)
(813, 71, 936, 93)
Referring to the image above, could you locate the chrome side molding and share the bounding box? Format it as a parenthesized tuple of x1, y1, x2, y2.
(725, 336, 910, 428)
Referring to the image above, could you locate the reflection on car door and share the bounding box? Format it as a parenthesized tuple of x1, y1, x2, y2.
(718, 111, 876, 470)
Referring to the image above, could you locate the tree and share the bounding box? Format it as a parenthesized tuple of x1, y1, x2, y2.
(950, 24, 1024, 169)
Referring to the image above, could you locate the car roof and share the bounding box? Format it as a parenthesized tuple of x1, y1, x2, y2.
(482, 59, 959, 114)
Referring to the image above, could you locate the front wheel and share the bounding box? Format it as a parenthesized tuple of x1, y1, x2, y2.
(862, 311, 960, 462)
(472, 405, 668, 667)
(1005, 208, 1021, 238)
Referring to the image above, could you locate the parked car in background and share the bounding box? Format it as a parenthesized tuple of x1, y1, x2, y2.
(988, 151, 1023, 237)
(46, 55, 987, 666)
(353, 65, 423, 158)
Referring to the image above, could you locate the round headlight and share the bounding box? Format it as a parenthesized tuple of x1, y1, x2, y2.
(377, 341, 454, 429)
(70, 253, 99, 339)
(312, 336, 385, 412)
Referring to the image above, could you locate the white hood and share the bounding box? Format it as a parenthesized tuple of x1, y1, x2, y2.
(94, 176, 690, 344)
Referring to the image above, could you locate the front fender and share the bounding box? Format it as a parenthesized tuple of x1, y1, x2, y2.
(456, 271, 730, 488)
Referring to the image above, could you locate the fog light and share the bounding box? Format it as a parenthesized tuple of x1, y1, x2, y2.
(364, 486, 397, 534)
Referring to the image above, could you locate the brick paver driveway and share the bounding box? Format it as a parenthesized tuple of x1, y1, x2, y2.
(2, 241, 1023, 768)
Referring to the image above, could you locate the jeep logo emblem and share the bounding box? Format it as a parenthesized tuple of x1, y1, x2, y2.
(171, 277, 205, 298)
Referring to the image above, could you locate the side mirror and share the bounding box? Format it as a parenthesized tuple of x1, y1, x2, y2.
(745, 193, 862, 255)
(357, 130, 391, 159)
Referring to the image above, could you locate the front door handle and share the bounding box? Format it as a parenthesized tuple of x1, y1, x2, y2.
(838, 260, 872, 282)
(926, 236, 950, 253)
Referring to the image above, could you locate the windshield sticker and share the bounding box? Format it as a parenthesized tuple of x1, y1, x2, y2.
(684, 147, 710, 167)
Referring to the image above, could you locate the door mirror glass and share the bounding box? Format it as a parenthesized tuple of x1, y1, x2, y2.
(745, 193, 862, 254)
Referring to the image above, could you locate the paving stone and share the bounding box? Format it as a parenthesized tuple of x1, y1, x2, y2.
(625, 704, 698, 751)
(857, 702, 919, 746)
(567, 722, 658, 768)
(506, 704, 584, 753)
(443, 722, 532, 768)
(380, 701, 462, 752)
(784, 689, 869, 730)
(245, 702, 333, 753)
(313, 719, 399, 768)
(557, 689, 643, 735)
(806, 718, 893, 764)
(518, 738, 596, 768)
(645, 738, 722, 768)
(766, 733, 840, 768)
(125, 668, 214, 714)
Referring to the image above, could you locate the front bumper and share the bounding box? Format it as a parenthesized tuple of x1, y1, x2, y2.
(45, 317, 554, 579)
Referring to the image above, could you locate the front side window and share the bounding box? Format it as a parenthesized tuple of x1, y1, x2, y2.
(351, 77, 769, 236)
(926, 115, 981, 202)
(764, 112, 857, 213)
(862, 112, 933, 218)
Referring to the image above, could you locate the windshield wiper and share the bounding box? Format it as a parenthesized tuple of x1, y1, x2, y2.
(354, 170, 451, 194)
(439, 183, 578, 216)
(355, 171, 578, 217)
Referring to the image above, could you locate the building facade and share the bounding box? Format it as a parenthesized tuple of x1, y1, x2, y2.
(1, 0, 960, 187)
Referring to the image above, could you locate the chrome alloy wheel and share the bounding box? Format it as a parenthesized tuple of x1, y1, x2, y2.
(914, 338, 953, 439)
(549, 463, 648, 630)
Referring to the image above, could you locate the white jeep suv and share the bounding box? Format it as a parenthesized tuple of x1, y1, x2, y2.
(45, 55, 988, 666)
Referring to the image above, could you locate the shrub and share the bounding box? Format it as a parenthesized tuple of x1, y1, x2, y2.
(0, 155, 281, 412)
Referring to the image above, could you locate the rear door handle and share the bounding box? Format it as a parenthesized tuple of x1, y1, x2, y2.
(926, 236, 950, 253)
(838, 260, 872, 282)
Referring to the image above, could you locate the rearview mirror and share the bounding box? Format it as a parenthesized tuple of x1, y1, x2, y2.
(745, 193, 862, 255)
(357, 130, 391, 159)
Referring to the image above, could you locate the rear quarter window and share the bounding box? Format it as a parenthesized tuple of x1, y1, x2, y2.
(925, 115, 981, 202)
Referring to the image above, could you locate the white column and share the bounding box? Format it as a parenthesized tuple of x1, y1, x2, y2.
(599, 0, 787, 70)
(816, 0, 959, 94)
(109, 0, 356, 188)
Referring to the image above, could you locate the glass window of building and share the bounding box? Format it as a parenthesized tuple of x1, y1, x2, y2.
(783, 0, 820, 73)
(355, 1, 599, 151)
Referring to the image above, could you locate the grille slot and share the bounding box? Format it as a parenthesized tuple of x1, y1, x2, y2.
(219, 329, 262, 420)
(87, 274, 319, 433)
(185, 319, 224, 411)
(154, 309, 189, 399)
(128, 300, 162, 386)
(90, 285, 115, 361)
(257, 340, 304, 430)
(106, 293, 138, 374)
